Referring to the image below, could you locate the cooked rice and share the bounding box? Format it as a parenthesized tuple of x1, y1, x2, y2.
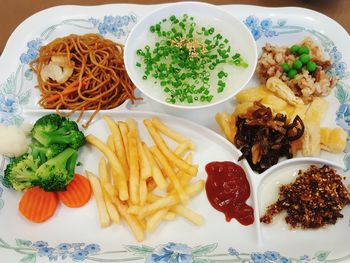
(256, 37, 337, 103)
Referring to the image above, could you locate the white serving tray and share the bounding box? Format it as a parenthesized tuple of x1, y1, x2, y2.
(1, 3, 350, 263)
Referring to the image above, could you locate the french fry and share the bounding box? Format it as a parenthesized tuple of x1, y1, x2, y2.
(151, 117, 195, 149)
(146, 208, 168, 232)
(139, 179, 148, 206)
(140, 195, 178, 218)
(103, 116, 129, 175)
(98, 157, 110, 184)
(98, 158, 120, 224)
(171, 205, 204, 226)
(127, 120, 140, 205)
(144, 119, 197, 176)
(179, 173, 193, 187)
(86, 171, 111, 228)
(138, 140, 151, 179)
(141, 181, 204, 218)
(127, 205, 141, 215)
(104, 182, 144, 242)
(174, 141, 191, 157)
(118, 121, 130, 165)
(102, 190, 120, 224)
(146, 177, 157, 192)
(150, 146, 189, 204)
(164, 212, 177, 221)
(138, 218, 147, 231)
(168, 152, 193, 192)
(143, 143, 167, 192)
(185, 180, 205, 197)
(86, 135, 129, 201)
(106, 135, 115, 153)
(147, 193, 162, 203)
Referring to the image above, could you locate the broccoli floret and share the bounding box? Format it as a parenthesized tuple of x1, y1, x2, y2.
(61, 119, 79, 131)
(4, 154, 39, 191)
(31, 113, 64, 135)
(49, 130, 85, 150)
(30, 141, 67, 164)
(33, 148, 78, 192)
(31, 114, 85, 150)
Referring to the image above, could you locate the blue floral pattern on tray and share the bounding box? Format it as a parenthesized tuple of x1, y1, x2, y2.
(1, 13, 350, 263)
(244, 16, 279, 40)
(19, 39, 42, 64)
(0, 239, 347, 263)
(0, 67, 28, 126)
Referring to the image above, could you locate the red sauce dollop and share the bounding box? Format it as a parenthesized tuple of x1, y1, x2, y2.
(205, 161, 254, 225)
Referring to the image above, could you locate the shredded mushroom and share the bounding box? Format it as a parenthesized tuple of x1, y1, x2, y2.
(234, 102, 304, 173)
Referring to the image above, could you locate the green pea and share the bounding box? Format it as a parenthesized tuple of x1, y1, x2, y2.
(281, 63, 290, 72)
(288, 69, 297, 79)
(306, 61, 317, 72)
(290, 44, 300, 54)
(293, 60, 303, 70)
(298, 46, 310, 55)
(299, 54, 310, 64)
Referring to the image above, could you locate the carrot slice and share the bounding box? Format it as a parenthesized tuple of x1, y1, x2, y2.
(57, 174, 92, 208)
(19, 186, 59, 223)
(44, 78, 87, 104)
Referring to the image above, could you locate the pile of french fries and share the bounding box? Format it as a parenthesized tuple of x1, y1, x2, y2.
(85, 116, 204, 241)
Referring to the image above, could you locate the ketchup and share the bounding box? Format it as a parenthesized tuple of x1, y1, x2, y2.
(205, 161, 254, 225)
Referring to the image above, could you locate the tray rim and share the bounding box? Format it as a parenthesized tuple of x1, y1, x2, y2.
(1, 3, 349, 65)
(1, 3, 350, 263)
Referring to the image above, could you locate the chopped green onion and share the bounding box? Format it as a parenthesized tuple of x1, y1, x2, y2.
(218, 70, 226, 79)
(206, 95, 213, 102)
(135, 14, 248, 104)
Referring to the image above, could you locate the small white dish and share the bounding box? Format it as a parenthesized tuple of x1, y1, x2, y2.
(257, 158, 350, 254)
(124, 1, 257, 109)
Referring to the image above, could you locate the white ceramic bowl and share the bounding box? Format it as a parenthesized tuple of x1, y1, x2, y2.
(124, 1, 257, 109)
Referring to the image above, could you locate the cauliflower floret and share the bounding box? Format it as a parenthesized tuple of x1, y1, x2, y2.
(0, 125, 29, 157)
(20, 122, 33, 136)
